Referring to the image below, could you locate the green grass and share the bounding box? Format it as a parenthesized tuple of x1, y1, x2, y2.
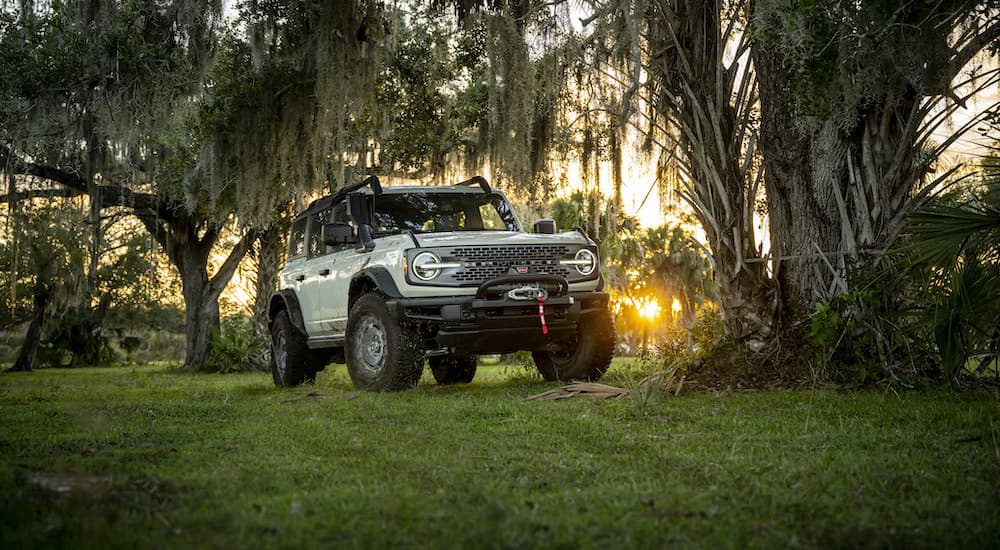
(1, 360, 998, 548)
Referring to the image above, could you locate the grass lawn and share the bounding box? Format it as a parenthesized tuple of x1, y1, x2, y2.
(1, 360, 998, 548)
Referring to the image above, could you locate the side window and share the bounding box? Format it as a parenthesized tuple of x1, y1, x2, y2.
(308, 207, 333, 258)
(288, 218, 307, 260)
(332, 201, 350, 225)
(327, 200, 354, 253)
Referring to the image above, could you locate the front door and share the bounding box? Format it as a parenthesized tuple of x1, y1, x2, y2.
(316, 200, 359, 337)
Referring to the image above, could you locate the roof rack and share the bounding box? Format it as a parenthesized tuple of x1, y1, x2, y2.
(301, 176, 383, 219)
(454, 175, 491, 194)
(304, 176, 383, 213)
(332, 175, 382, 203)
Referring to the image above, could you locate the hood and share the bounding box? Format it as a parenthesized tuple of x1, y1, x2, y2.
(409, 230, 591, 248)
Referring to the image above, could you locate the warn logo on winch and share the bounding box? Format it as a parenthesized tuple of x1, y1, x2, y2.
(514, 266, 529, 274)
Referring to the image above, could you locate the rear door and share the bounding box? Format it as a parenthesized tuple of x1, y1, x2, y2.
(298, 206, 335, 336)
(281, 216, 311, 330)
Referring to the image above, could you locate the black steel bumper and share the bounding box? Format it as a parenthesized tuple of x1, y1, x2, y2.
(385, 277, 609, 354)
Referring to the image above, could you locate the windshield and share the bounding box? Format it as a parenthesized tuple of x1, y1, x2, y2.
(372, 193, 520, 234)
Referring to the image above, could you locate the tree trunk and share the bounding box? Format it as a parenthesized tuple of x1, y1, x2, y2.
(10, 284, 48, 372)
(252, 224, 285, 340)
(754, 46, 842, 310)
(180, 260, 222, 371)
(138, 212, 257, 371)
(753, 42, 926, 312)
(7, 169, 18, 310)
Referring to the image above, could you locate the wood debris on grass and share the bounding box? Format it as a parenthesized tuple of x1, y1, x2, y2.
(524, 382, 630, 400)
(524, 370, 686, 401)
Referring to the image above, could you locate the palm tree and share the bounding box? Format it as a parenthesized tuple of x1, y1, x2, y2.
(909, 178, 1000, 383)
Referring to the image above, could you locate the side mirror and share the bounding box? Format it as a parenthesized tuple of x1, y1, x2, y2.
(356, 224, 376, 252)
(348, 192, 371, 225)
(322, 222, 356, 245)
(533, 219, 557, 234)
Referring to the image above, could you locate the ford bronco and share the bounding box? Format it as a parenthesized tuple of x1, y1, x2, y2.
(267, 176, 615, 391)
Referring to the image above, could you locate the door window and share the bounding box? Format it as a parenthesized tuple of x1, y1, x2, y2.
(308, 208, 333, 258)
(288, 218, 307, 260)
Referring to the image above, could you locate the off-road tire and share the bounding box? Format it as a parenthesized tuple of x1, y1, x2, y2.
(532, 308, 615, 382)
(271, 311, 309, 387)
(429, 354, 478, 385)
(345, 293, 424, 391)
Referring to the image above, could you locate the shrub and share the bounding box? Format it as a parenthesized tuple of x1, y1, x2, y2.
(652, 304, 724, 366)
(201, 316, 269, 374)
(498, 350, 539, 381)
(0, 344, 15, 365)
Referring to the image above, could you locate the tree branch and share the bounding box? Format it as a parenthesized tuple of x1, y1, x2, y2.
(133, 209, 173, 258)
(0, 188, 84, 203)
(949, 18, 1000, 80)
(208, 228, 259, 296)
(0, 143, 176, 220)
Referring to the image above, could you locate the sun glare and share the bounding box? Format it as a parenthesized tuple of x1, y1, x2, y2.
(638, 298, 661, 320)
(671, 298, 682, 315)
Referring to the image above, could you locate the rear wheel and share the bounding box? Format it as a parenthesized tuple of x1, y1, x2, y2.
(345, 293, 424, 391)
(532, 308, 615, 382)
(430, 354, 478, 385)
(271, 311, 309, 387)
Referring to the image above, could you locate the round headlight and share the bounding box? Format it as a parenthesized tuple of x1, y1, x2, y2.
(412, 251, 442, 281)
(574, 248, 597, 275)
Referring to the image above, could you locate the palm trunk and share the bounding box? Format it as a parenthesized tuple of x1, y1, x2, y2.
(754, 43, 926, 311)
(646, 0, 778, 342)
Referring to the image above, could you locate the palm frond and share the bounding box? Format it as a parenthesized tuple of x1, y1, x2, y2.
(909, 204, 1000, 266)
(930, 255, 1000, 381)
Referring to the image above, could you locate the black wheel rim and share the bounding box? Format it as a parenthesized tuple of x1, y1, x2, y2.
(356, 315, 387, 377)
(274, 332, 288, 381)
(550, 336, 579, 366)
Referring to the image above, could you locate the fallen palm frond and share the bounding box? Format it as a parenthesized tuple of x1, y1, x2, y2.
(524, 381, 630, 401)
(524, 370, 686, 401)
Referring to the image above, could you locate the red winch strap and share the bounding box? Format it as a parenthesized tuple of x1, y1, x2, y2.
(538, 295, 548, 335)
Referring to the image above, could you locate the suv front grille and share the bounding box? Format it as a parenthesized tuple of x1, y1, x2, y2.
(448, 245, 573, 283)
(450, 245, 571, 262)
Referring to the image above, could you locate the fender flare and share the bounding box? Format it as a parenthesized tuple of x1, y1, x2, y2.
(268, 290, 307, 336)
(349, 267, 403, 310)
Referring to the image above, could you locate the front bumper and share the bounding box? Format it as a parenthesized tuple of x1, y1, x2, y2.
(385, 277, 610, 354)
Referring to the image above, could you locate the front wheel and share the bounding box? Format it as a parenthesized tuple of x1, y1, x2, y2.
(532, 308, 615, 382)
(430, 354, 478, 385)
(345, 293, 424, 391)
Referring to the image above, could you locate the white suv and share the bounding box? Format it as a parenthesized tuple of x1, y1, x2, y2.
(267, 176, 615, 391)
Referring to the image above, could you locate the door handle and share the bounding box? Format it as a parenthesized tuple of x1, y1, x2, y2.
(295, 274, 306, 282)
(319, 269, 331, 276)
